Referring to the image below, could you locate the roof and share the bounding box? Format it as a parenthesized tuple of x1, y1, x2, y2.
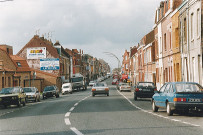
(17, 35, 59, 58)
(10, 55, 31, 72)
(130, 46, 137, 57)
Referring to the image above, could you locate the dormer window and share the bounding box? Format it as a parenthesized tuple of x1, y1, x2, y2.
(16, 62, 22, 67)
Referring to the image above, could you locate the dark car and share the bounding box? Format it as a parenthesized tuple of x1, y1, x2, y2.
(43, 85, 60, 99)
(134, 82, 156, 100)
(0, 87, 26, 108)
(152, 82, 203, 116)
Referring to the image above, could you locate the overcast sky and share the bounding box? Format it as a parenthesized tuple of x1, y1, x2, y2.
(0, 0, 161, 69)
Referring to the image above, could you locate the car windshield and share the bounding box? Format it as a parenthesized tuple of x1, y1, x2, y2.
(90, 81, 94, 83)
(23, 88, 35, 93)
(95, 83, 106, 87)
(175, 83, 203, 93)
(63, 86, 70, 88)
(138, 82, 154, 87)
(44, 86, 55, 91)
(0, 87, 20, 94)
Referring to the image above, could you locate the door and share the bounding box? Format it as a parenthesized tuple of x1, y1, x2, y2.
(155, 84, 167, 107)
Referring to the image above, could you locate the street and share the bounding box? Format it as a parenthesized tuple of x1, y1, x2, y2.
(0, 78, 203, 135)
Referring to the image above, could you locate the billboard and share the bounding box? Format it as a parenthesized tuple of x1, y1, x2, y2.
(40, 58, 60, 70)
(27, 47, 46, 59)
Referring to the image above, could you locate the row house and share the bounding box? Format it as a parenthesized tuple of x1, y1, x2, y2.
(17, 35, 71, 91)
(122, 50, 130, 82)
(0, 45, 31, 90)
(179, 0, 203, 85)
(129, 46, 137, 86)
(128, 0, 202, 89)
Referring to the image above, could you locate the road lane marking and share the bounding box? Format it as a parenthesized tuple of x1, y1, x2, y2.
(65, 112, 71, 117)
(117, 89, 201, 127)
(69, 107, 75, 112)
(65, 118, 71, 125)
(64, 95, 90, 135)
(70, 127, 84, 135)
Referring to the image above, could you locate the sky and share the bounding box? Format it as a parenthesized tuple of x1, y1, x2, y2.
(0, 0, 161, 69)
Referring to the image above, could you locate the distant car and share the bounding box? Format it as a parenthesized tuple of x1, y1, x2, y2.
(152, 82, 203, 116)
(134, 82, 156, 100)
(112, 79, 118, 85)
(118, 83, 131, 92)
(0, 87, 26, 108)
(62, 83, 72, 95)
(43, 85, 60, 99)
(92, 82, 109, 97)
(23, 87, 40, 102)
(89, 81, 97, 87)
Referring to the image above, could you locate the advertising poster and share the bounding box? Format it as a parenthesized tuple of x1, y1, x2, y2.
(27, 47, 46, 59)
(40, 58, 60, 70)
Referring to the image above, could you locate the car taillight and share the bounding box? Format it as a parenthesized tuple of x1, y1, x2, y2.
(174, 98, 186, 102)
(92, 88, 96, 91)
(135, 88, 139, 92)
(105, 88, 109, 91)
(154, 88, 157, 91)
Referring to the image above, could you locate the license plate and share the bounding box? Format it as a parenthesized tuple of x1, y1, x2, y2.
(143, 89, 150, 91)
(188, 98, 201, 102)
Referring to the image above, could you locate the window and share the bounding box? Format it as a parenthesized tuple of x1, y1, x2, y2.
(191, 13, 194, 40)
(175, 28, 179, 47)
(160, 84, 167, 93)
(184, 18, 186, 41)
(197, 9, 200, 37)
(16, 62, 22, 67)
(164, 33, 167, 51)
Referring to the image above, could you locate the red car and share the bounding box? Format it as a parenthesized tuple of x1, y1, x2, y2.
(112, 79, 118, 85)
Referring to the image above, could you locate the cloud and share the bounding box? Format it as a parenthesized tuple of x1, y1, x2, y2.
(0, 0, 161, 69)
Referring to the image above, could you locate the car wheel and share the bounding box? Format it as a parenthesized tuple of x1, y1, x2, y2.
(107, 93, 109, 96)
(92, 93, 95, 97)
(23, 99, 26, 106)
(134, 95, 137, 101)
(152, 100, 158, 112)
(17, 99, 21, 107)
(167, 102, 173, 116)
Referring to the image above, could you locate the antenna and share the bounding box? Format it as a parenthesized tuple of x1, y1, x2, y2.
(35, 29, 40, 36)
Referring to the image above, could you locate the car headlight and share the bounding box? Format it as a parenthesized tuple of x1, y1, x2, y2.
(12, 97, 17, 100)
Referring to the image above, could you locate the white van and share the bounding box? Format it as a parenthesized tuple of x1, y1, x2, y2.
(62, 83, 72, 94)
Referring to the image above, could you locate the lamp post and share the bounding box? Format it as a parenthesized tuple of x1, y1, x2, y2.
(103, 52, 121, 79)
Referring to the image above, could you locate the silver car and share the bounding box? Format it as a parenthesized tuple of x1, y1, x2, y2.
(92, 82, 109, 97)
(119, 83, 131, 92)
(23, 87, 41, 102)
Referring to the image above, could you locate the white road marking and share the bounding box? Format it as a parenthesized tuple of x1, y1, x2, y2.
(69, 107, 75, 112)
(70, 127, 84, 135)
(74, 103, 78, 107)
(65, 112, 71, 117)
(117, 89, 201, 127)
(65, 118, 71, 125)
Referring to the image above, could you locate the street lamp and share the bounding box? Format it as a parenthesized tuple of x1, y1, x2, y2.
(103, 52, 121, 77)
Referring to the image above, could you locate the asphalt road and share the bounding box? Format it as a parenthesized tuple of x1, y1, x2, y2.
(0, 78, 203, 135)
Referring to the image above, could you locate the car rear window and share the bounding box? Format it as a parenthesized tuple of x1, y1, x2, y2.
(175, 83, 203, 93)
(138, 82, 154, 87)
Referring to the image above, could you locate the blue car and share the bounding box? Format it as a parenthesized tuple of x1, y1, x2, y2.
(152, 82, 203, 116)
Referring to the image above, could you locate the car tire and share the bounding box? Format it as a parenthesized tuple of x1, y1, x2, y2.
(107, 93, 109, 96)
(17, 99, 21, 107)
(23, 99, 26, 106)
(92, 93, 95, 97)
(134, 95, 137, 101)
(167, 102, 173, 116)
(152, 100, 158, 112)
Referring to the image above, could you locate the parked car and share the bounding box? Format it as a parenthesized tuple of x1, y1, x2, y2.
(43, 85, 60, 99)
(112, 79, 118, 85)
(92, 82, 109, 97)
(62, 83, 72, 95)
(23, 87, 40, 102)
(0, 87, 26, 108)
(152, 82, 203, 116)
(89, 81, 97, 87)
(134, 82, 156, 100)
(118, 83, 131, 92)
